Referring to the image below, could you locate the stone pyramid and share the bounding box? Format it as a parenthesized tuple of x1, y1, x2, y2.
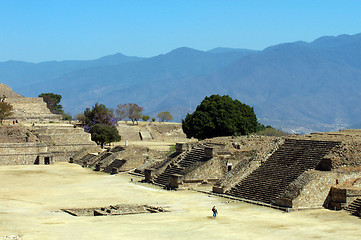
(0, 83, 62, 123)
(0, 83, 23, 98)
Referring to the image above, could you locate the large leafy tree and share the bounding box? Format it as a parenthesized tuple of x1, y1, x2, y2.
(157, 111, 173, 122)
(116, 103, 143, 124)
(81, 103, 120, 147)
(89, 124, 121, 148)
(182, 95, 258, 139)
(83, 103, 116, 127)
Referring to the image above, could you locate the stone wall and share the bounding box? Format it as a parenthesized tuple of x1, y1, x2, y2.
(325, 140, 361, 168)
(0, 124, 97, 164)
(275, 169, 361, 210)
(33, 124, 97, 162)
(184, 157, 226, 182)
(213, 158, 262, 194)
(0, 142, 51, 165)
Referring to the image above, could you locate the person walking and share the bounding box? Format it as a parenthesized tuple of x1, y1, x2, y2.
(212, 206, 218, 218)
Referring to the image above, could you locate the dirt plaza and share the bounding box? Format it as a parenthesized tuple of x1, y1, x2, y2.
(0, 163, 360, 240)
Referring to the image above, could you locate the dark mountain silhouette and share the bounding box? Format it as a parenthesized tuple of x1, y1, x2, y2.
(2, 33, 361, 133)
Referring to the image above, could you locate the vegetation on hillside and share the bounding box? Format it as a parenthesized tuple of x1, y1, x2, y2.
(0, 95, 13, 125)
(182, 95, 258, 139)
(142, 115, 150, 121)
(255, 124, 289, 137)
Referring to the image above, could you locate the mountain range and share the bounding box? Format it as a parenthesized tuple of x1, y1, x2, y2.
(1, 33, 361, 134)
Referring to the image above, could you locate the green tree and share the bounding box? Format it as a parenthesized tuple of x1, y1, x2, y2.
(62, 112, 73, 121)
(75, 112, 87, 125)
(89, 124, 121, 148)
(142, 115, 150, 121)
(0, 100, 13, 125)
(84, 103, 115, 126)
(157, 111, 173, 122)
(39, 93, 63, 113)
(39, 93, 72, 121)
(182, 95, 258, 139)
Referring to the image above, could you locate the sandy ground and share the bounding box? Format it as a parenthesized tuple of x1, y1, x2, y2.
(0, 164, 360, 240)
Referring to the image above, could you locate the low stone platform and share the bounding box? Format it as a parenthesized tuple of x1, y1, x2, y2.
(62, 204, 168, 216)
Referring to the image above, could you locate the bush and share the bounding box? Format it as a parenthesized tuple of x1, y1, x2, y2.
(142, 115, 150, 121)
(256, 127, 288, 137)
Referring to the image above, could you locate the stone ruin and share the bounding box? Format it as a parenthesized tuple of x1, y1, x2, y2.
(62, 204, 168, 216)
(0, 83, 98, 165)
(0, 83, 62, 123)
(139, 132, 361, 214)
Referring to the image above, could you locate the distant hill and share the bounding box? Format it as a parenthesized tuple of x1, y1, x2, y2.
(15, 47, 255, 115)
(207, 47, 258, 54)
(2, 33, 361, 133)
(0, 53, 144, 89)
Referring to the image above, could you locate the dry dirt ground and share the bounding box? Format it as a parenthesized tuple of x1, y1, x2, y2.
(0, 163, 360, 240)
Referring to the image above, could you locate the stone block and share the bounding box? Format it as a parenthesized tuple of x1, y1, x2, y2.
(212, 186, 225, 194)
(204, 147, 214, 158)
(111, 167, 119, 175)
(145, 169, 156, 182)
(169, 174, 183, 189)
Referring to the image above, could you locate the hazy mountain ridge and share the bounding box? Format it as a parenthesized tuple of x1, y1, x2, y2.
(15, 47, 255, 114)
(2, 33, 361, 133)
(0, 53, 144, 89)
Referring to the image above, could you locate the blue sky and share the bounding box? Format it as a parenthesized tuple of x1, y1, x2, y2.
(1, 0, 361, 62)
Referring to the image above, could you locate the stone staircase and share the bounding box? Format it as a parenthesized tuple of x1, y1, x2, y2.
(225, 139, 340, 205)
(77, 153, 98, 166)
(89, 152, 113, 167)
(153, 147, 208, 186)
(347, 198, 361, 216)
(103, 159, 127, 174)
(78, 151, 113, 167)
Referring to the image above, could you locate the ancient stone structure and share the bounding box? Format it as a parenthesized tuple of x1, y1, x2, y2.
(142, 139, 274, 190)
(0, 83, 98, 165)
(0, 83, 62, 124)
(62, 204, 168, 216)
(31, 123, 98, 162)
(138, 131, 361, 212)
(0, 142, 52, 165)
(212, 133, 361, 211)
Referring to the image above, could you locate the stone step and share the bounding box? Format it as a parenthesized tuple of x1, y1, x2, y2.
(224, 139, 340, 205)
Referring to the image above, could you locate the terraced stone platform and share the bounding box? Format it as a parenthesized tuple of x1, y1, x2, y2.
(62, 204, 168, 216)
(153, 146, 209, 187)
(225, 139, 341, 205)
